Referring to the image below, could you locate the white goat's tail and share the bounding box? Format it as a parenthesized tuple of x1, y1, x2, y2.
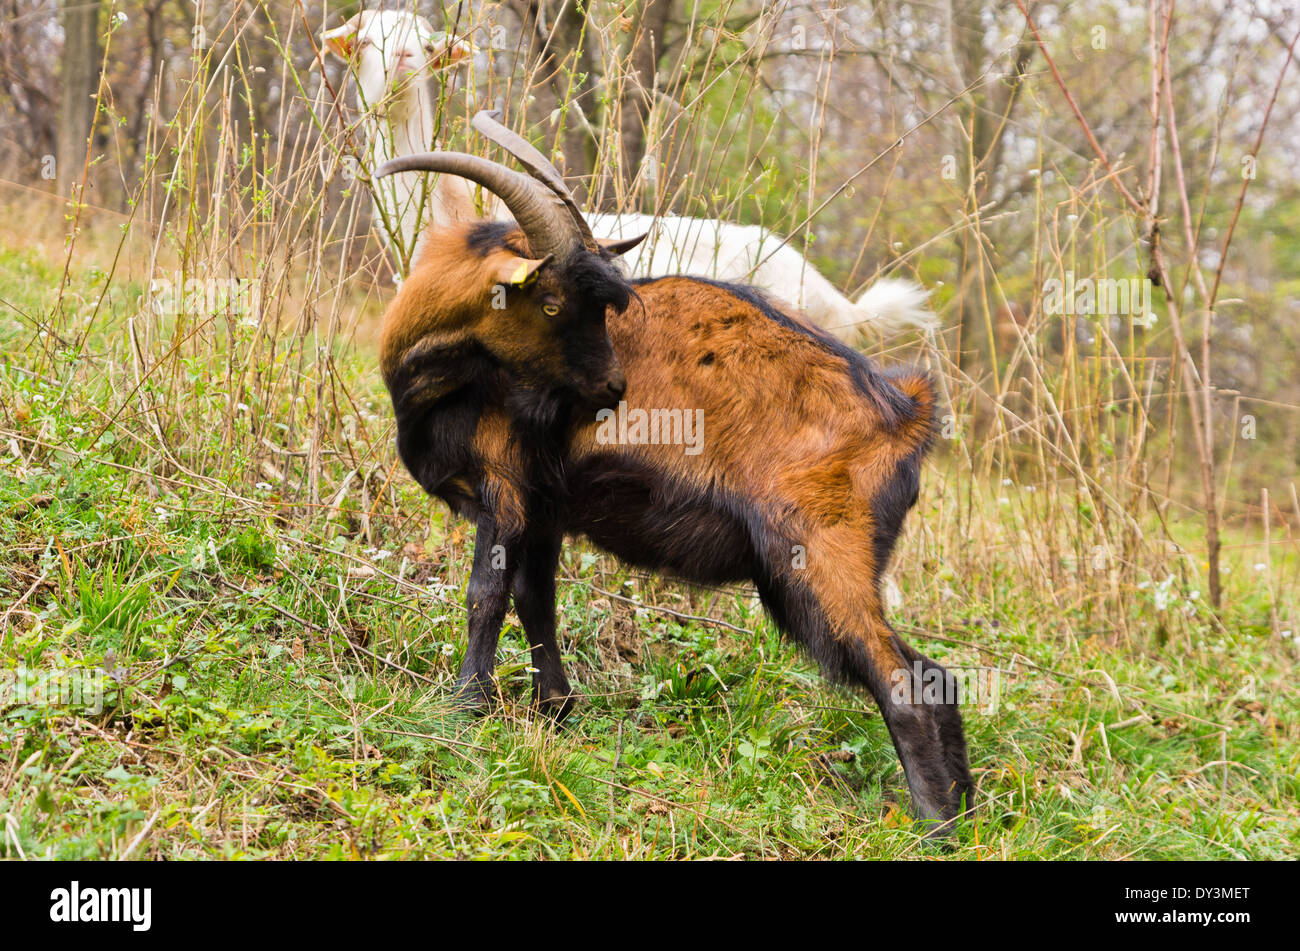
(850, 278, 939, 337)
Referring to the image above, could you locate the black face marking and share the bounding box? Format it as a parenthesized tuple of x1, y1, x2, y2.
(465, 220, 519, 257)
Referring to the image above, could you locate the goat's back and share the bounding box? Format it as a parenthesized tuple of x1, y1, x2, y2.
(572, 276, 933, 477)
(566, 277, 934, 625)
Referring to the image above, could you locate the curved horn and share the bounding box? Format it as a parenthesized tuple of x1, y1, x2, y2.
(373, 151, 583, 262)
(470, 110, 597, 249)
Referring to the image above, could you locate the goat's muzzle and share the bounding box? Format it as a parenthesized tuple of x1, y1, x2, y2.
(597, 368, 626, 406)
(580, 368, 625, 410)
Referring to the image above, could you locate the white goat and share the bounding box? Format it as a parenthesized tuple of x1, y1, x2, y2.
(584, 212, 934, 339)
(323, 12, 936, 338)
(322, 10, 478, 271)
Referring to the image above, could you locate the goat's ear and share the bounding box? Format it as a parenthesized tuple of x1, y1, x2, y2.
(425, 33, 475, 70)
(321, 15, 361, 59)
(598, 232, 649, 258)
(493, 254, 553, 288)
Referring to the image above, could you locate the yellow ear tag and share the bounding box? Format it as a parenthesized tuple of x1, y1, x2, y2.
(509, 262, 537, 287)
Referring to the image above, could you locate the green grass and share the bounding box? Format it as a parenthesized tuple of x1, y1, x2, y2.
(0, 248, 1297, 861)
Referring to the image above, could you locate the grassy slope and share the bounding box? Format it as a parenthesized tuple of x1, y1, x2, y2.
(0, 244, 1296, 860)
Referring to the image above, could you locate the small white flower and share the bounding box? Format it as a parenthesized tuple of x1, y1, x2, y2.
(236, 402, 250, 412)
(441, 643, 455, 656)
(255, 481, 272, 491)
(1253, 563, 1267, 572)
(1153, 574, 1175, 611)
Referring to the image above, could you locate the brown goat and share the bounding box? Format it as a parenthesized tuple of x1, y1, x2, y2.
(375, 114, 974, 833)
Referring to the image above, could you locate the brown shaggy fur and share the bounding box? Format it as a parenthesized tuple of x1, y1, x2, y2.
(379, 220, 974, 834)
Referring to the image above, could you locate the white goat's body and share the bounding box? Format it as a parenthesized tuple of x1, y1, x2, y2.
(326, 10, 937, 337)
(585, 212, 936, 339)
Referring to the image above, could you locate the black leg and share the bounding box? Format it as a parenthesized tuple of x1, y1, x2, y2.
(758, 574, 973, 836)
(510, 531, 576, 719)
(845, 627, 975, 836)
(892, 636, 976, 822)
(455, 514, 516, 711)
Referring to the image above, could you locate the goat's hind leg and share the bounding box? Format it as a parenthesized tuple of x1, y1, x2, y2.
(844, 619, 975, 835)
(761, 575, 973, 835)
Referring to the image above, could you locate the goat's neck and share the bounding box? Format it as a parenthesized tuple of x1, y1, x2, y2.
(377, 84, 434, 159)
(367, 81, 477, 246)
(367, 83, 435, 177)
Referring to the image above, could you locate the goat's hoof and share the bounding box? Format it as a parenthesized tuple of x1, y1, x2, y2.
(913, 790, 974, 847)
(916, 815, 961, 848)
(533, 685, 579, 722)
(452, 674, 494, 715)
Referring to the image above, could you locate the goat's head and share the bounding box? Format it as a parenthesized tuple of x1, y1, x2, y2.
(376, 114, 647, 409)
(322, 11, 472, 117)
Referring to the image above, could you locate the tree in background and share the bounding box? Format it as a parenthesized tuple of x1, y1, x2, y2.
(57, 0, 104, 196)
(0, 0, 59, 174)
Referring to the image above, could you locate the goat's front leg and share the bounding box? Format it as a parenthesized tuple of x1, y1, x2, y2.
(455, 514, 517, 710)
(509, 531, 575, 719)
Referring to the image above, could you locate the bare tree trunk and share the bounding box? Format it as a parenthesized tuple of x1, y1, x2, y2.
(510, 1, 600, 202)
(617, 0, 674, 207)
(949, 0, 1033, 382)
(124, 0, 167, 185)
(58, 0, 103, 196)
(0, 0, 59, 171)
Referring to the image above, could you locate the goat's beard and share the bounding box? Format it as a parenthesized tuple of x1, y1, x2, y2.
(367, 75, 424, 120)
(503, 379, 576, 434)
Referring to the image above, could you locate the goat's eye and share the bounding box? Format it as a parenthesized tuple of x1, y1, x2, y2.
(542, 303, 561, 317)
